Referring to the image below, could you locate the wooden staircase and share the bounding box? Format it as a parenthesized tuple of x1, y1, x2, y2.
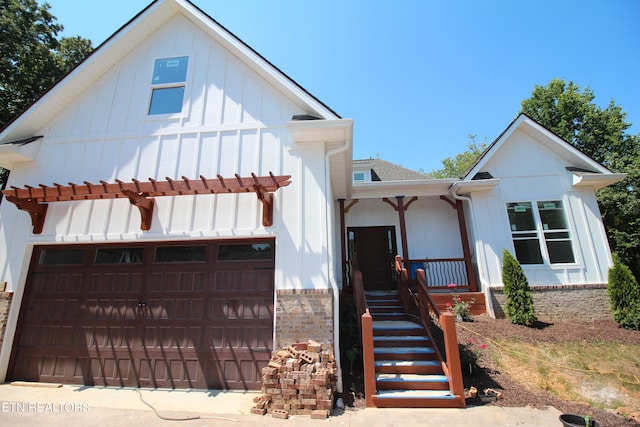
(366, 290, 464, 408)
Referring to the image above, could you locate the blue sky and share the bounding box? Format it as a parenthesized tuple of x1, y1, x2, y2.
(48, 0, 640, 173)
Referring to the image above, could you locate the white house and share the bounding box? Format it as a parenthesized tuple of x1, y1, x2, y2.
(0, 0, 623, 393)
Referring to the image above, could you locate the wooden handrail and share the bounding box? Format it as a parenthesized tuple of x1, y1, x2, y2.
(361, 309, 376, 407)
(412, 267, 466, 407)
(416, 269, 441, 317)
(351, 261, 377, 407)
(395, 255, 413, 316)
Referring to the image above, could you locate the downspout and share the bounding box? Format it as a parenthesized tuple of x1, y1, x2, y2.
(449, 183, 496, 318)
(324, 138, 351, 394)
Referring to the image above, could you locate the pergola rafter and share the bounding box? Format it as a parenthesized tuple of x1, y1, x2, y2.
(2, 172, 291, 234)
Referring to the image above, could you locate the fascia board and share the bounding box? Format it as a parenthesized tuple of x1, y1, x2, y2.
(520, 118, 612, 174)
(450, 179, 500, 195)
(176, 0, 340, 120)
(287, 119, 354, 144)
(572, 172, 627, 190)
(352, 178, 458, 199)
(0, 0, 340, 143)
(464, 115, 526, 181)
(0, 1, 171, 142)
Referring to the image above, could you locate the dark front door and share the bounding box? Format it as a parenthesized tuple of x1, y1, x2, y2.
(9, 239, 275, 390)
(348, 226, 397, 290)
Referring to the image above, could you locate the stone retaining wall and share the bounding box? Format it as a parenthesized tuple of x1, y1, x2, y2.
(490, 284, 612, 321)
(275, 289, 334, 352)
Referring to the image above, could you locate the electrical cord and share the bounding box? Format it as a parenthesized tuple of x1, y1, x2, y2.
(135, 388, 239, 422)
(457, 322, 640, 386)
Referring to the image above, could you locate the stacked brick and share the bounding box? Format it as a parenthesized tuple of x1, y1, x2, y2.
(251, 340, 337, 419)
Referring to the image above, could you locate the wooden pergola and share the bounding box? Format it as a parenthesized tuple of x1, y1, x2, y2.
(2, 172, 291, 234)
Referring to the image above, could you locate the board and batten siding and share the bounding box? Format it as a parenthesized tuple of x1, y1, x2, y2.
(470, 129, 613, 288)
(0, 13, 333, 295)
(343, 197, 463, 260)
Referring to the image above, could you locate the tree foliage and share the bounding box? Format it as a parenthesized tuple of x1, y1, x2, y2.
(607, 254, 640, 330)
(521, 78, 640, 279)
(0, 0, 92, 188)
(428, 135, 487, 178)
(501, 249, 537, 326)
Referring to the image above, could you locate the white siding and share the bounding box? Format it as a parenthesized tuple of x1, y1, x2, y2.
(344, 196, 463, 260)
(0, 13, 331, 295)
(471, 129, 613, 287)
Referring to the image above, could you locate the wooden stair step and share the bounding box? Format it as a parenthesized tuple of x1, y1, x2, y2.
(365, 290, 398, 296)
(370, 313, 407, 321)
(374, 335, 429, 347)
(367, 300, 402, 306)
(368, 305, 403, 311)
(373, 320, 424, 336)
(372, 390, 463, 408)
(376, 373, 449, 390)
(374, 347, 436, 361)
(375, 360, 442, 374)
(374, 346, 435, 353)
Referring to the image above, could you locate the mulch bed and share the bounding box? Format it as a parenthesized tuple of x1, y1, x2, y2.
(456, 316, 639, 427)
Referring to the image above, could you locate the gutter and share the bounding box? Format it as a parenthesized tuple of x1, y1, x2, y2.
(449, 182, 496, 318)
(324, 137, 352, 394)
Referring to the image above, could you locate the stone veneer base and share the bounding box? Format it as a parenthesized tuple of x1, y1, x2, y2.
(275, 289, 333, 352)
(490, 284, 612, 321)
(0, 292, 13, 349)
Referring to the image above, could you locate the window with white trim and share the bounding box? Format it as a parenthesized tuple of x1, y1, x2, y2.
(506, 200, 575, 265)
(148, 56, 188, 115)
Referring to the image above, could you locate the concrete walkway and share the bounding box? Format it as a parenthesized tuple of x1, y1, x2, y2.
(0, 382, 564, 426)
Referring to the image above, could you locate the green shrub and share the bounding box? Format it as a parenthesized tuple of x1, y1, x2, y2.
(502, 249, 537, 326)
(607, 254, 640, 330)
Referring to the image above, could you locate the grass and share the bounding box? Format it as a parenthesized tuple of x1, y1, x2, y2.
(483, 338, 640, 416)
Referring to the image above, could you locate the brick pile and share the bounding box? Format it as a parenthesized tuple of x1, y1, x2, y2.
(251, 340, 337, 420)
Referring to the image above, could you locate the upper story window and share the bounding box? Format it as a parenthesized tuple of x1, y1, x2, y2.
(353, 172, 366, 182)
(148, 56, 188, 115)
(506, 200, 575, 265)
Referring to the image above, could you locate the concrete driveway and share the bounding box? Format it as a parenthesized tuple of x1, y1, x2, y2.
(0, 382, 564, 426)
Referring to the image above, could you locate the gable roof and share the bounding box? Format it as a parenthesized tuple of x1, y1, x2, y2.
(353, 158, 426, 181)
(460, 113, 626, 190)
(0, 0, 340, 144)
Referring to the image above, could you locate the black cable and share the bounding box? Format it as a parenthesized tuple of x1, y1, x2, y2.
(135, 388, 239, 422)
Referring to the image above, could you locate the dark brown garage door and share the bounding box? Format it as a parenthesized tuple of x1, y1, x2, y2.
(8, 239, 275, 390)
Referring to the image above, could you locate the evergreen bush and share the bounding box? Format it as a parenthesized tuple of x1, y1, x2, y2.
(502, 249, 537, 326)
(607, 254, 640, 330)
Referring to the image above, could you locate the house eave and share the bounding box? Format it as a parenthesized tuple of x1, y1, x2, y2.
(0, 0, 340, 143)
(572, 172, 627, 190)
(450, 179, 500, 196)
(287, 119, 354, 144)
(352, 178, 458, 199)
(0, 136, 42, 169)
(287, 119, 354, 200)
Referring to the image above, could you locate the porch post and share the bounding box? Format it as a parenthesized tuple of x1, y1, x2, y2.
(455, 199, 478, 292)
(396, 196, 410, 260)
(382, 196, 417, 261)
(338, 199, 347, 288)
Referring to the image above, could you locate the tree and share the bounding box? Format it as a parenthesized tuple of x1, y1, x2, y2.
(0, 0, 93, 187)
(502, 249, 537, 326)
(521, 78, 640, 279)
(428, 135, 487, 178)
(607, 254, 640, 330)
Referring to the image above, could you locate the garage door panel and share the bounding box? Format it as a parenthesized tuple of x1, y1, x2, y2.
(149, 271, 208, 292)
(10, 240, 275, 390)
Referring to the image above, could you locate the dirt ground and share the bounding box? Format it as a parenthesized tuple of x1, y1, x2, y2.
(455, 316, 640, 427)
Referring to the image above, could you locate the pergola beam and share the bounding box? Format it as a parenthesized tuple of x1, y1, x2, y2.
(3, 173, 291, 234)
